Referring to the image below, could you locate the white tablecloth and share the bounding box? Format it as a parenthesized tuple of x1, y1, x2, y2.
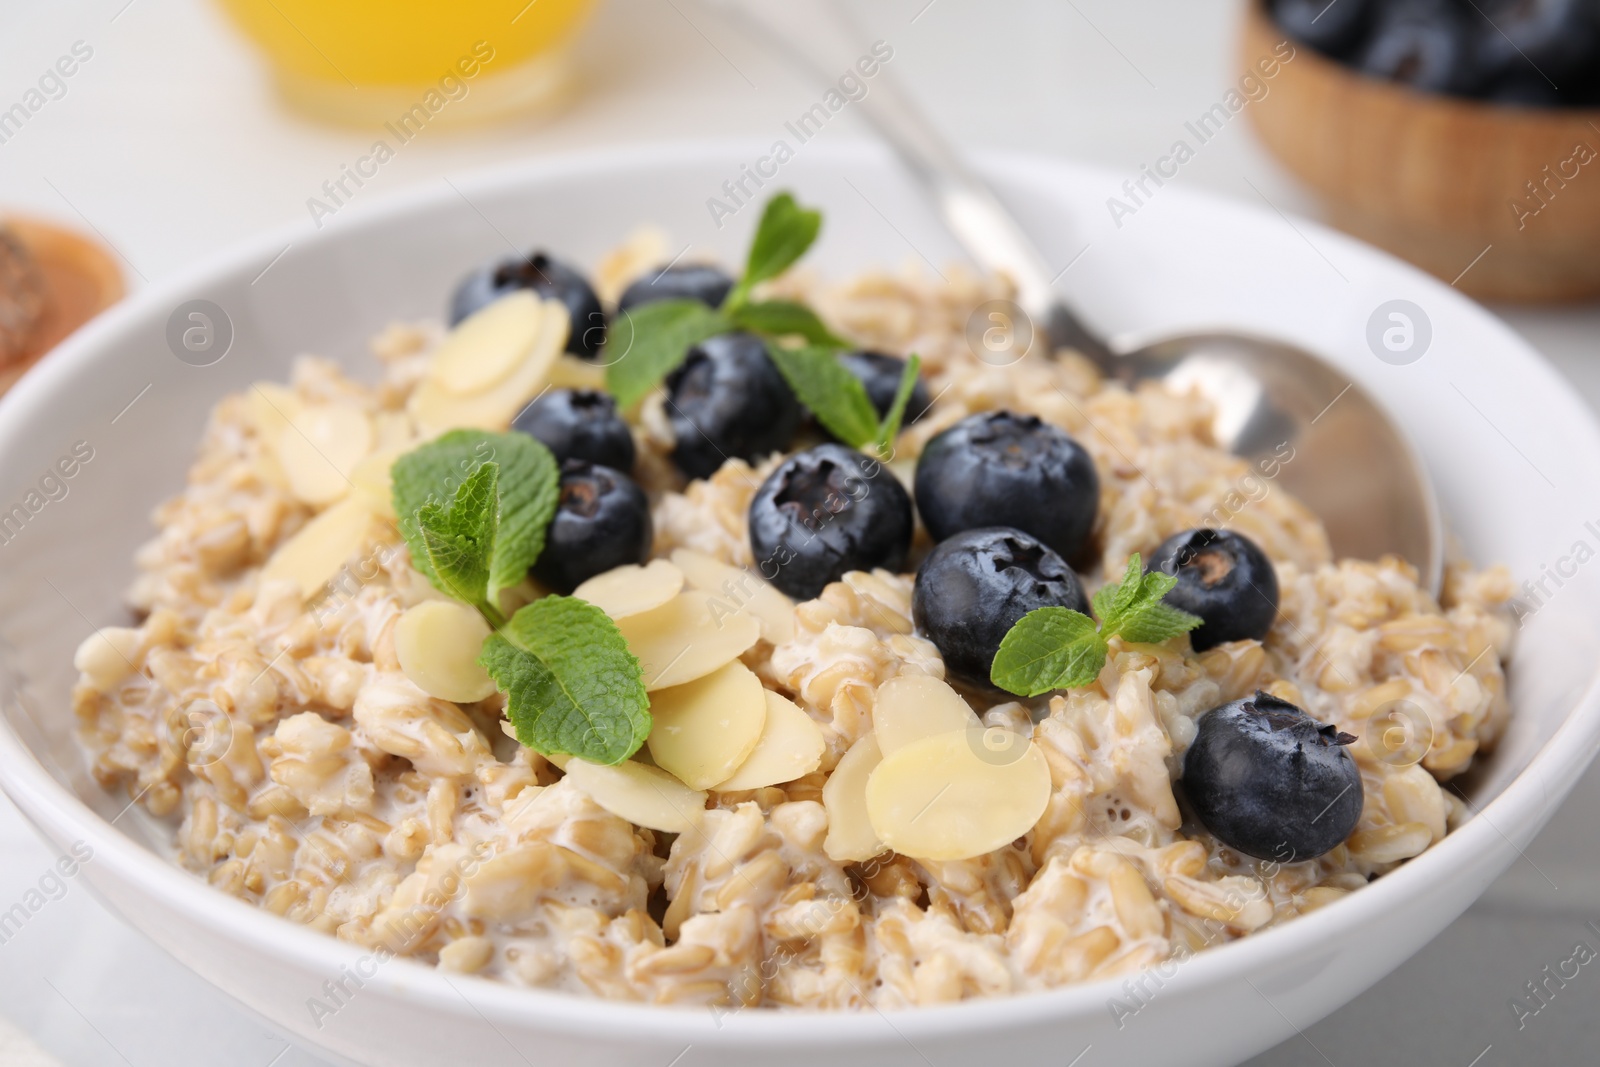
(2, 1, 1598, 1063)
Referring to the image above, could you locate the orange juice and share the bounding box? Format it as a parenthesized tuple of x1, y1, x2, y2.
(217, 0, 596, 125)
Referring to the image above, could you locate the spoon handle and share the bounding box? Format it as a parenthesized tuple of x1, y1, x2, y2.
(699, 0, 1115, 365)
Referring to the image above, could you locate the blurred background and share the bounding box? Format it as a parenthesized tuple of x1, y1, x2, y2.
(1, 0, 1598, 1064)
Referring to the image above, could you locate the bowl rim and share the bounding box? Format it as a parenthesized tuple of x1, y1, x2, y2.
(2, 138, 1598, 1046)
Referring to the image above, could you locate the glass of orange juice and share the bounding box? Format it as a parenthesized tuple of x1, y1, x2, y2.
(216, 0, 597, 126)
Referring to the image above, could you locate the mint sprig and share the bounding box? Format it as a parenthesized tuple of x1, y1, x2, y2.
(390, 431, 650, 764)
(990, 554, 1202, 697)
(480, 596, 651, 765)
(391, 430, 560, 613)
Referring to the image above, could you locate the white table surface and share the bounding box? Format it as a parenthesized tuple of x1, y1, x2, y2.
(2, 1, 1599, 1064)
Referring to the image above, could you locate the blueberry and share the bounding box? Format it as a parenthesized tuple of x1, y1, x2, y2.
(511, 388, 635, 472)
(530, 461, 652, 594)
(1482, 68, 1566, 107)
(1272, 0, 1374, 58)
(449, 252, 607, 360)
(1471, 0, 1600, 87)
(1150, 529, 1279, 653)
(912, 527, 1089, 689)
(1181, 691, 1363, 861)
(837, 350, 933, 425)
(663, 332, 801, 481)
(747, 443, 913, 600)
(617, 264, 735, 312)
(914, 411, 1100, 563)
(1356, 0, 1477, 95)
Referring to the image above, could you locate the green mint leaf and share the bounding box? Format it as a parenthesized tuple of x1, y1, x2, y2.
(875, 353, 922, 456)
(1114, 601, 1204, 645)
(416, 461, 497, 608)
(1092, 552, 1202, 646)
(391, 429, 559, 605)
(764, 342, 880, 448)
(1090, 554, 1147, 631)
(480, 596, 650, 765)
(604, 298, 732, 410)
(990, 607, 1108, 697)
(727, 299, 846, 347)
(726, 192, 821, 310)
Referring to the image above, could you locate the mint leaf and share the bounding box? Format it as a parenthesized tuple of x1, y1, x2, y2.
(728, 300, 845, 346)
(991, 607, 1106, 697)
(416, 462, 497, 609)
(480, 596, 650, 765)
(1092, 553, 1201, 644)
(392, 430, 559, 606)
(991, 553, 1203, 697)
(1091, 554, 1146, 629)
(604, 299, 732, 410)
(726, 192, 821, 310)
(764, 342, 880, 448)
(875, 353, 922, 456)
(1115, 600, 1205, 645)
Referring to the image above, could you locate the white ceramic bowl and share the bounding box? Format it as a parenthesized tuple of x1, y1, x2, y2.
(2, 142, 1598, 1067)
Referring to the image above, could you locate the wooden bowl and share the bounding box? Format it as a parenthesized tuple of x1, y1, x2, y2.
(1242, 0, 1600, 303)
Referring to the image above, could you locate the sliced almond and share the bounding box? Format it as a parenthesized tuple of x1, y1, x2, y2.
(563, 757, 707, 834)
(593, 225, 668, 305)
(394, 600, 496, 703)
(871, 674, 980, 756)
(260, 496, 374, 601)
(547, 354, 608, 392)
(865, 727, 1051, 861)
(429, 290, 544, 396)
(670, 548, 795, 645)
(823, 734, 885, 862)
(714, 690, 825, 792)
(278, 402, 374, 506)
(409, 297, 568, 435)
(247, 382, 301, 440)
(616, 591, 761, 691)
(372, 411, 418, 453)
(574, 560, 684, 620)
(349, 448, 404, 520)
(646, 661, 766, 789)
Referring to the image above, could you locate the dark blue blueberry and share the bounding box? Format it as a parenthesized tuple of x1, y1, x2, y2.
(747, 443, 913, 601)
(837, 350, 933, 426)
(1150, 529, 1279, 653)
(1181, 691, 1363, 861)
(617, 263, 735, 312)
(1356, 0, 1477, 95)
(1272, 0, 1374, 58)
(664, 332, 801, 481)
(912, 527, 1089, 689)
(449, 252, 607, 360)
(531, 461, 652, 594)
(1482, 68, 1566, 106)
(1471, 0, 1600, 88)
(512, 389, 635, 472)
(914, 411, 1100, 563)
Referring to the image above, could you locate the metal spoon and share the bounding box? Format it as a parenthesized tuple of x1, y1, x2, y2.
(700, 0, 1443, 593)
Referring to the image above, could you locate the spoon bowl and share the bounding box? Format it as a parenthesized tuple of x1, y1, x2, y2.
(1111, 328, 1442, 588)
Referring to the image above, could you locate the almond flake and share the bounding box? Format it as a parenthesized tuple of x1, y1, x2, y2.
(646, 661, 767, 790)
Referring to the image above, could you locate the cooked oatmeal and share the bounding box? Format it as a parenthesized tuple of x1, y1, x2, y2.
(71, 246, 1514, 1009)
